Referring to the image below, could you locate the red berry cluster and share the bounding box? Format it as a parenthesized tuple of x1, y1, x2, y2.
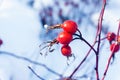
(110, 42, 119, 53)
(106, 32, 120, 53)
(0, 39, 3, 46)
(106, 32, 116, 42)
(56, 20, 78, 57)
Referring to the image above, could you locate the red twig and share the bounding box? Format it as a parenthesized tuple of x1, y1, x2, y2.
(102, 48, 115, 80)
(95, 0, 106, 80)
(116, 20, 120, 41)
(69, 35, 107, 79)
(69, 0, 106, 79)
(102, 20, 120, 80)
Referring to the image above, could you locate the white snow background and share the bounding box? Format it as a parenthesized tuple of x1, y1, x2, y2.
(0, 0, 120, 80)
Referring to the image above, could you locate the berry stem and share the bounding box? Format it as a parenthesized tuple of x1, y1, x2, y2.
(81, 37, 97, 54)
(69, 35, 107, 79)
(74, 33, 97, 54)
(68, 42, 96, 79)
(75, 29, 97, 54)
(69, 29, 98, 78)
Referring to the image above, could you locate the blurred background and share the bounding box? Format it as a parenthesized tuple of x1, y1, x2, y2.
(0, 0, 120, 80)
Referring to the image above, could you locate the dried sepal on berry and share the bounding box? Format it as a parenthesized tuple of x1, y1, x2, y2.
(46, 20, 78, 35)
(39, 39, 59, 56)
(61, 45, 75, 65)
(46, 24, 61, 32)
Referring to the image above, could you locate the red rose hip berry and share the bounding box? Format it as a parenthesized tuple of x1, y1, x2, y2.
(106, 32, 116, 42)
(61, 45, 72, 57)
(57, 31, 73, 44)
(61, 20, 78, 34)
(117, 36, 120, 43)
(0, 39, 3, 46)
(110, 42, 119, 53)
